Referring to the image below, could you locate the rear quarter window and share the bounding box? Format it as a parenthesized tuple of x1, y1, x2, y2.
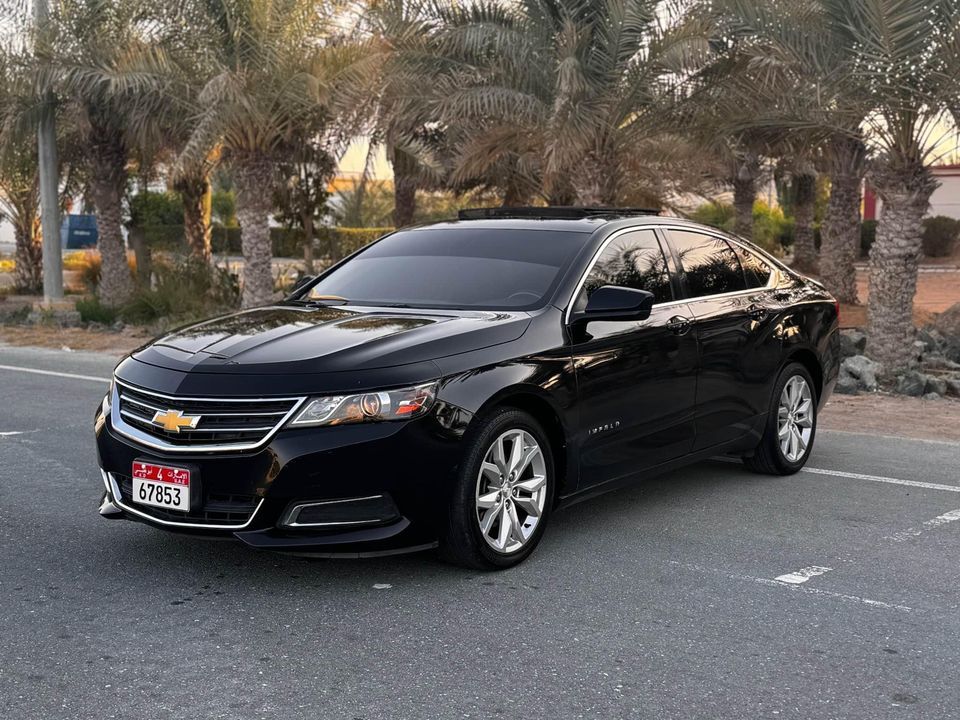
(734, 244, 773, 289)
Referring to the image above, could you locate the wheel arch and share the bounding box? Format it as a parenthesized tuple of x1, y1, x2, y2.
(473, 387, 572, 500)
(785, 347, 824, 401)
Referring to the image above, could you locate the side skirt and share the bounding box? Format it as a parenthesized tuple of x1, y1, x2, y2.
(555, 434, 759, 510)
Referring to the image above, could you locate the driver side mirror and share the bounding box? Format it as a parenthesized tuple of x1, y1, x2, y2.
(571, 285, 655, 330)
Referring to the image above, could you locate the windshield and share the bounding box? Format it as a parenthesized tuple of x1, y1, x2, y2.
(303, 227, 588, 310)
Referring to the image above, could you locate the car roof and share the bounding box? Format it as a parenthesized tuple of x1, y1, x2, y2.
(411, 214, 717, 235)
(410, 218, 608, 233)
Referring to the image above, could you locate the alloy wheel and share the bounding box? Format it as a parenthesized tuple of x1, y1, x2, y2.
(777, 375, 813, 462)
(475, 429, 548, 554)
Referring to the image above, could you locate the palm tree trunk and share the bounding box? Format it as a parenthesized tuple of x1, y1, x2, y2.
(234, 158, 277, 308)
(573, 149, 618, 206)
(177, 172, 212, 262)
(502, 182, 527, 206)
(820, 136, 866, 304)
(90, 138, 133, 306)
(791, 171, 818, 272)
(392, 148, 418, 228)
(866, 163, 939, 370)
(14, 217, 43, 294)
(733, 153, 760, 240)
(302, 211, 315, 274)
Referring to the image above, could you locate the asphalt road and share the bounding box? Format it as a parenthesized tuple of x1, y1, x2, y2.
(2, 345, 960, 720)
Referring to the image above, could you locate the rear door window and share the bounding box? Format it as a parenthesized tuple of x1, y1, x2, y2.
(668, 230, 747, 298)
(574, 229, 674, 312)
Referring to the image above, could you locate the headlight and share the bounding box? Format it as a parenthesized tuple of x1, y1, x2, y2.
(290, 382, 438, 427)
(96, 378, 114, 432)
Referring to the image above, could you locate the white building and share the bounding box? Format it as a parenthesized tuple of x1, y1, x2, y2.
(929, 164, 960, 219)
(865, 163, 960, 221)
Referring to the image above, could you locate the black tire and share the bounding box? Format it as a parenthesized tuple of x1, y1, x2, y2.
(743, 362, 818, 475)
(439, 408, 555, 570)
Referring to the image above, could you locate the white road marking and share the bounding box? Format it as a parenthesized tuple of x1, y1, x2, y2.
(711, 457, 960, 493)
(887, 509, 960, 543)
(372, 583, 392, 590)
(0, 363, 110, 384)
(669, 561, 913, 613)
(0, 431, 24, 437)
(799, 466, 960, 493)
(774, 566, 832, 585)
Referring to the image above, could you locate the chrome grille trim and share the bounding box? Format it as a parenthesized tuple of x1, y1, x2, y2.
(111, 378, 306, 453)
(103, 470, 264, 530)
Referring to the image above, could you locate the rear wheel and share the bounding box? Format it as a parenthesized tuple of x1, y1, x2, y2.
(743, 362, 817, 475)
(439, 409, 554, 569)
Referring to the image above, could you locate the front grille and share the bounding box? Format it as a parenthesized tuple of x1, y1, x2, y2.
(116, 474, 259, 526)
(114, 380, 304, 452)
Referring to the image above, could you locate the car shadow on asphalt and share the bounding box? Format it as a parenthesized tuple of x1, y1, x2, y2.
(102, 459, 762, 587)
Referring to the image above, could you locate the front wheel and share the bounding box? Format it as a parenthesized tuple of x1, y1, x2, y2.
(439, 409, 554, 570)
(743, 362, 817, 475)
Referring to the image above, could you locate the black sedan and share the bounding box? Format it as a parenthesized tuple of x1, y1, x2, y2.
(96, 207, 840, 568)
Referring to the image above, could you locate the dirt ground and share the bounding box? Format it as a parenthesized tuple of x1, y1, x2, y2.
(0, 325, 150, 354)
(838, 268, 958, 328)
(820, 392, 960, 443)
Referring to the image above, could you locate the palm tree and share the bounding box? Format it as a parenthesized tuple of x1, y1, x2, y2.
(787, 162, 818, 271)
(820, 132, 866, 304)
(828, 0, 960, 369)
(0, 48, 42, 293)
(273, 134, 338, 273)
(432, 0, 710, 206)
(179, 0, 343, 307)
(0, 142, 43, 293)
(30, 0, 176, 306)
(339, 0, 447, 226)
(697, 0, 873, 295)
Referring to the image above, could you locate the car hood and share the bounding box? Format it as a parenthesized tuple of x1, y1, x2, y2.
(130, 303, 532, 375)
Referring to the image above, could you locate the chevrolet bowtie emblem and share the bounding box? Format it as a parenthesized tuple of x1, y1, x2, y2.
(152, 409, 201, 433)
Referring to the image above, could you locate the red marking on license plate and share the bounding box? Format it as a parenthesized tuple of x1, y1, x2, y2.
(132, 461, 190, 486)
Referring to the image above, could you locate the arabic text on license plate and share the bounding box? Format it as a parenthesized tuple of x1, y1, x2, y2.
(131, 461, 190, 512)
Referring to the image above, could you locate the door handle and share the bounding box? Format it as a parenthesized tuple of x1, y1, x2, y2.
(748, 304, 768, 320)
(666, 316, 691, 335)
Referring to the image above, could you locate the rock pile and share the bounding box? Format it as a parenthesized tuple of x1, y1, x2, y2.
(836, 302, 960, 399)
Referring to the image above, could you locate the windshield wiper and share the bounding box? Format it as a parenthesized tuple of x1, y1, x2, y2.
(298, 295, 350, 306)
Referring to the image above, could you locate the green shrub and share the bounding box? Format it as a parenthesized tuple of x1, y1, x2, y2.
(860, 220, 877, 258)
(76, 296, 118, 324)
(921, 215, 960, 257)
(121, 258, 239, 324)
(211, 226, 243, 255)
(688, 201, 735, 231)
(751, 200, 789, 255)
(129, 191, 184, 227)
(687, 201, 787, 255)
(76, 249, 101, 292)
(270, 227, 304, 258)
(317, 227, 391, 260)
(211, 189, 238, 228)
(207, 226, 391, 260)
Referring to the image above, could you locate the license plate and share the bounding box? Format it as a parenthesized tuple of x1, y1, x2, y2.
(132, 461, 191, 512)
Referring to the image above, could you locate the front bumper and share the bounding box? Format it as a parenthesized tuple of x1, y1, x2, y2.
(96, 406, 467, 555)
